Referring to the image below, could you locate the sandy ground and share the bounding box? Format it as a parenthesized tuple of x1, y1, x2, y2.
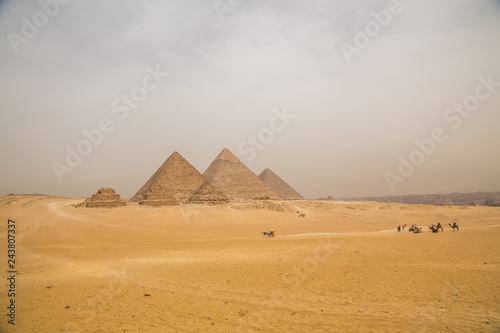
(0, 195, 499, 332)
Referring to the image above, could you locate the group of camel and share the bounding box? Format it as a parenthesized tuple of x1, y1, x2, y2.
(398, 222, 459, 233)
(262, 221, 459, 238)
(428, 222, 459, 233)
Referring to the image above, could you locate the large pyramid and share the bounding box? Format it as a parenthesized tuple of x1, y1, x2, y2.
(188, 180, 230, 205)
(131, 151, 206, 205)
(258, 168, 304, 200)
(139, 191, 179, 206)
(202, 148, 281, 200)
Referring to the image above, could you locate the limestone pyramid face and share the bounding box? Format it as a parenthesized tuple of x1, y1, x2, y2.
(188, 180, 230, 205)
(202, 148, 281, 200)
(132, 151, 206, 205)
(258, 168, 304, 200)
(139, 191, 179, 206)
(85, 188, 126, 208)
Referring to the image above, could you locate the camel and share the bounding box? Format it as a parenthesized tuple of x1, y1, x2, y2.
(409, 224, 420, 232)
(409, 225, 420, 232)
(261, 230, 275, 238)
(428, 224, 441, 233)
(448, 222, 459, 231)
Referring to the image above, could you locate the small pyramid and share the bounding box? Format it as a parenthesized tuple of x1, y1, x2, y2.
(188, 180, 230, 205)
(258, 168, 304, 200)
(84, 188, 126, 208)
(203, 148, 281, 200)
(132, 151, 206, 205)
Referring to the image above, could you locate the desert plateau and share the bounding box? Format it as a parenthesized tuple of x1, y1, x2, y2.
(1, 195, 499, 332)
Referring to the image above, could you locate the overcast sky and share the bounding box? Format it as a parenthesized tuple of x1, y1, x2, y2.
(1, 0, 499, 199)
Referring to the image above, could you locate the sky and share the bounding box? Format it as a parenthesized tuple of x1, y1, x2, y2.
(0, 0, 499, 200)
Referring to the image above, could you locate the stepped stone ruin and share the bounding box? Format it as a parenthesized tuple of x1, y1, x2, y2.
(203, 148, 281, 200)
(258, 168, 304, 200)
(188, 180, 230, 205)
(132, 151, 210, 206)
(84, 188, 126, 208)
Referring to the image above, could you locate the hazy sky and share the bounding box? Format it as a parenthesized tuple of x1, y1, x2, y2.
(1, 0, 499, 199)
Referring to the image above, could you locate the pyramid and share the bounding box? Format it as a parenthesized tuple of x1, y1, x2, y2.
(202, 148, 281, 200)
(188, 180, 230, 205)
(84, 188, 126, 208)
(258, 168, 304, 200)
(131, 151, 207, 205)
(139, 191, 179, 206)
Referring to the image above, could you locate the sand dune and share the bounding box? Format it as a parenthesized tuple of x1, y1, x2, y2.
(1, 195, 499, 332)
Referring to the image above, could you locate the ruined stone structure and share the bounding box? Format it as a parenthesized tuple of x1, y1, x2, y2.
(258, 168, 304, 200)
(203, 148, 281, 200)
(84, 188, 126, 208)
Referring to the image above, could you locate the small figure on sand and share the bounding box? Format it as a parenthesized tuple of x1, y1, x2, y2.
(429, 222, 443, 233)
(397, 225, 401, 232)
(448, 222, 459, 231)
(261, 229, 276, 238)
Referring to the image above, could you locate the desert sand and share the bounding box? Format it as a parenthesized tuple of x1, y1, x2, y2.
(1, 195, 499, 332)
